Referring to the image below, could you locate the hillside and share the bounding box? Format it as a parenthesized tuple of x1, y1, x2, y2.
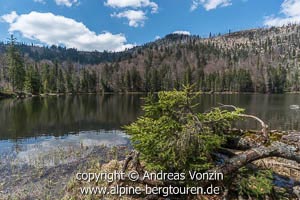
(1, 24, 300, 94)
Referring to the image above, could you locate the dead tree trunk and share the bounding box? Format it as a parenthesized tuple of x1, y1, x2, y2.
(214, 141, 300, 176)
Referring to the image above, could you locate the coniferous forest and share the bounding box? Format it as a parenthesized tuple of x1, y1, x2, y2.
(1, 24, 300, 95)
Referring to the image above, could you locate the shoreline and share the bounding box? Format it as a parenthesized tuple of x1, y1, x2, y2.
(1, 91, 299, 100)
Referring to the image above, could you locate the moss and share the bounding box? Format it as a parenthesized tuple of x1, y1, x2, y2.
(236, 168, 274, 199)
(269, 132, 284, 142)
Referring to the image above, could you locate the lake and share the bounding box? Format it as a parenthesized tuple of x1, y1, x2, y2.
(1, 94, 300, 166)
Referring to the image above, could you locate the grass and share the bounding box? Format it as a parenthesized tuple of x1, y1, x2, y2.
(0, 145, 129, 200)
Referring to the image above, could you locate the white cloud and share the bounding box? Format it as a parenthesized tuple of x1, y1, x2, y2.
(1, 11, 133, 52)
(111, 10, 147, 27)
(264, 0, 300, 26)
(1, 11, 18, 23)
(55, 0, 78, 7)
(191, 0, 232, 11)
(33, 0, 46, 4)
(264, 16, 300, 26)
(155, 35, 160, 40)
(105, 0, 158, 27)
(173, 31, 191, 36)
(33, 0, 77, 6)
(105, 0, 158, 13)
(281, 0, 300, 16)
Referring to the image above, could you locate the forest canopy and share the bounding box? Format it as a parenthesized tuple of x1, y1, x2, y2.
(1, 24, 300, 95)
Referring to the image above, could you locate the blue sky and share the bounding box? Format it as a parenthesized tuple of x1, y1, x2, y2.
(0, 0, 299, 51)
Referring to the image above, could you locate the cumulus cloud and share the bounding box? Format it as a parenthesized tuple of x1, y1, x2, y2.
(105, 0, 158, 27)
(1, 11, 18, 23)
(111, 10, 147, 27)
(55, 0, 78, 7)
(191, 0, 232, 11)
(264, 0, 300, 26)
(173, 31, 191, 35)
(105, 0, 158, 13)
(1, 11, 133, 52)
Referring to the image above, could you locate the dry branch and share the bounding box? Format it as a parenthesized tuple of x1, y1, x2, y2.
(218, 104, 269, 142)
(239, 113, 269, 141)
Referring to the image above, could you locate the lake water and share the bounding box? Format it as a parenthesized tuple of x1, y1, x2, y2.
(1, 94, 300, 166)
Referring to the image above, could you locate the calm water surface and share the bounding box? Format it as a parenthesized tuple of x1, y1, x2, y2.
(0, 94, 300, 165)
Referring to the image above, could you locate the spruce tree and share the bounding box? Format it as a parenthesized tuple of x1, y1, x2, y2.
(7, 35, 25, 92)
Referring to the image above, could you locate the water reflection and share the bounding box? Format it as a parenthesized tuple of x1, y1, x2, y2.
(0, 130, 130, 167)
(197, 94, 300, 131)
(0, 94, 300, 151)
(0, 94, 143, 140)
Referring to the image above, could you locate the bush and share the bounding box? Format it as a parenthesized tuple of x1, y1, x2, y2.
(124, 85, 243, 173)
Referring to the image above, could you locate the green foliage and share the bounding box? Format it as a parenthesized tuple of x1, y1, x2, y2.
(267, 64, 287, 93)
(24, 65, 41, 94)
(124, 85, 243, 172)
(7, 35, 25, 92)
(202, 69, 253, 92)
(200, 106, 244, 135)
(237, 168, 273, 199)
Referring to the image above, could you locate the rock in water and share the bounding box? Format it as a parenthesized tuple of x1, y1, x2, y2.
(289, 105, 300, 110)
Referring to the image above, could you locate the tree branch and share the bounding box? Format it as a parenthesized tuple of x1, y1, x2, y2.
(239, 113, 269, 141)
(217, 104, 269, 142)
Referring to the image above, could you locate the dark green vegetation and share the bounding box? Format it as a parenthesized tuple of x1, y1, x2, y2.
(1, 24, 300, 94)
(125, 86, 243, 172)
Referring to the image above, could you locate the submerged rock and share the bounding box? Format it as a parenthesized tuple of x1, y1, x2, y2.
(289, 105, 300, 110)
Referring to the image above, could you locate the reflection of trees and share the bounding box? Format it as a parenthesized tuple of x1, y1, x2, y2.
(1, 94, 300, 141)
(0, 95, 143, 140)
(197, 94, 300, 131)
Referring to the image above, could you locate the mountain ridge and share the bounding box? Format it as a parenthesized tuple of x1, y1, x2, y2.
(0, 24, 300, 94)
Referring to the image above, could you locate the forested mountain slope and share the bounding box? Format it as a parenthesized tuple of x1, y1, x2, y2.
(1, 24, 300, 94)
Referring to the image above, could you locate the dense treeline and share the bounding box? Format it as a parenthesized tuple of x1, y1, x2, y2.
(0, 41, 133, 65)
(1, 24, 300, 94)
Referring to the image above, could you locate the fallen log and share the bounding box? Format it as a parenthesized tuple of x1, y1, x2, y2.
(214, 141, 300, 176)
(226, 131, 300, 150)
